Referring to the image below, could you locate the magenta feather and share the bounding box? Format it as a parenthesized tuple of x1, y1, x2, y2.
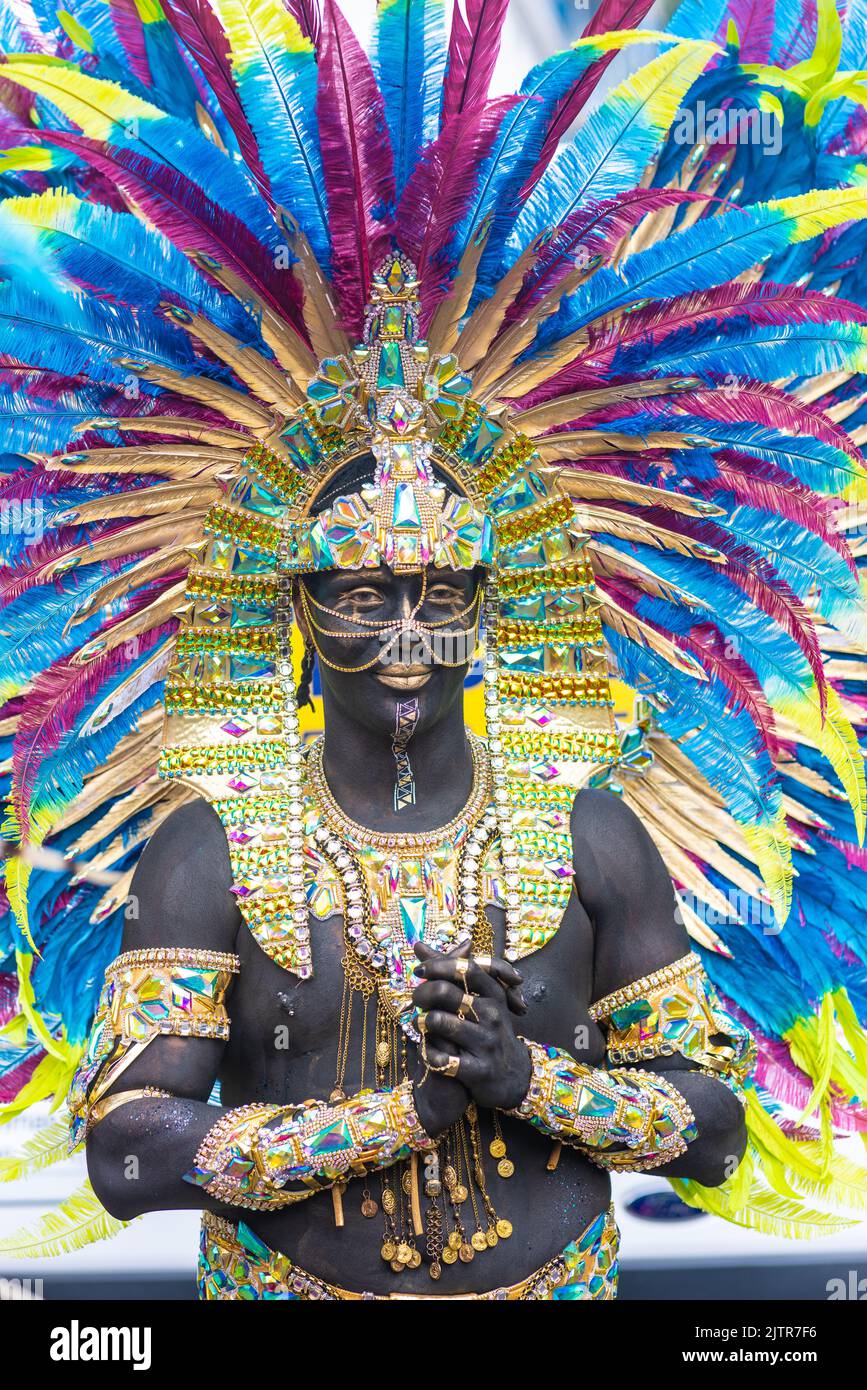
(518, 0, 658, 200)
(714, 0, 775, 61)
(508, 189, 707, 323)
(0, 970, 17, 1029)
(36, 130, 303, 326)
(161, 0, 271, 203)
(286, 0, 321, 43)
(316, 0, 396, 333)
(441, 0, 510, 125)
(108, 0, 152, 87)
(702, 456, 857, 579)
(599, 574, 783, 756)
(0, 1051, 41, 1104)
(397, 96, 525, 325)
(581, 283, 867, 372)
(13, 616, 175, 831)
(642, 382, 867, 466)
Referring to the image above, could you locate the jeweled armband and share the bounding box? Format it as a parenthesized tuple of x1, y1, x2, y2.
(68, 947, 240, 1149)
(589, 952, 755, 1098)
(183, 1078, 435, 1210)
(509, 1038, 698, 1172)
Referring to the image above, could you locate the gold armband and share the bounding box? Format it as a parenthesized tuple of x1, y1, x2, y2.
(589, 952, 755, 1094)
(68, 947, 240, 1149)
(184, 1078, 435, 1211)
(509, 1038, 697, 1172)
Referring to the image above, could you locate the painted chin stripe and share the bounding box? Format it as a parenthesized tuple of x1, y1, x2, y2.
(392, 697, 421, 812)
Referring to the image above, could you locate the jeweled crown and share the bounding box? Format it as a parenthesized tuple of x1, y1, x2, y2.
(293, 252, 493, 572)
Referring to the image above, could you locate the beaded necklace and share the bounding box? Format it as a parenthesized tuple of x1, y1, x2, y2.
(305, 734, 515, 1280)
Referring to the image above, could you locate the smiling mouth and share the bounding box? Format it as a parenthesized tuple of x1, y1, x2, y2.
(375, 666, 432, 690)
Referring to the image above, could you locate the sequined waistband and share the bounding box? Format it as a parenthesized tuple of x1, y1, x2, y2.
(198, 1205, 619, 1301)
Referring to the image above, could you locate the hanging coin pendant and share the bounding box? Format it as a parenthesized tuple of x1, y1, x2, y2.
(396, 1242, 412, 1264)
(471, 1231, 488, 1252)
(361, 1197, 379, 1218)
(408, 1250, 422, 1269)
(453, 1184, 468, 1203)
(497, 1159, 515, 1179)
(430, 1261, 442, 1280)
(489, 1139, 506, 1158)
(459, 1242, 474, 1263)
(330, 1087, 347, 1102)
(442, 1247, 458, 1265)
(381, 1241, 397, 1261)
(390, 1260, 405, 1274)
(447, 1231, 462, 1251)
(496, 1219, 513, 1239)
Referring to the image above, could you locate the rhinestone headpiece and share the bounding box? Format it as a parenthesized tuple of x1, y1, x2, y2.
(290, 253, 493, 573)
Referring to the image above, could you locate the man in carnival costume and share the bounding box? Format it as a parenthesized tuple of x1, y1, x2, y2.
(2, 0, 867, 1300)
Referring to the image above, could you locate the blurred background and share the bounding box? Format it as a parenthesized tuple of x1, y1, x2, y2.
(1, 0, 865, 1301)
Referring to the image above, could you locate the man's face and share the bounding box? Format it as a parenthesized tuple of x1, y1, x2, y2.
(299, 563, 482, 737)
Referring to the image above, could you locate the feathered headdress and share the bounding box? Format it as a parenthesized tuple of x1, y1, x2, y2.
(2, 0, 867, 1253)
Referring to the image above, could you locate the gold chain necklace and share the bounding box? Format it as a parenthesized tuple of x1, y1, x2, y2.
(303, 735, 515, 1281)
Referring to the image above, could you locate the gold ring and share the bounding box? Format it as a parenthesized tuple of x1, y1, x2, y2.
(454, 958, 470, 982)
(456, 992, 477, 1022)
(474, 954, 493, 972)
(441, 1055, 461, 1078)
(417, 1011, 428, 1035)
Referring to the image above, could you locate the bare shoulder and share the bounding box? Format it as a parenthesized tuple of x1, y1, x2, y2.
(570, 786, 689, 991)
(121, 795, 240, 954)
(569, 787, 662, 905)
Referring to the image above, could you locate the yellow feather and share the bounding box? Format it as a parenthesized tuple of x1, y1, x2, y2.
(0, 1119, 71, 1183)
(0, 1180, 128, 1258)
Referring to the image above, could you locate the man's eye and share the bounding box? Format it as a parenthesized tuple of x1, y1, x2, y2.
(426, 587, 464, 604)
(336, 588, 384, 608)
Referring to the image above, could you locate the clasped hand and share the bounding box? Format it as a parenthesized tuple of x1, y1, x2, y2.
(411, 940, 532, 1121)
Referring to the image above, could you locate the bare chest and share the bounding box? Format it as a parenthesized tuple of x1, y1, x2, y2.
(220, 893, 604, 1106)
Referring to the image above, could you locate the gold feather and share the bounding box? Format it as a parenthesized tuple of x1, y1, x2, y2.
(181, 311, 303, 411)
(57, 481, 223, 526)
(588, 541, 707, 603)
(538, 430, 704, 461)
(454, 240, 541, 370)
(75, 416, 253, 447)
(557, 466, 724, 516)
(277, 211, 350, 361)
(576, 504, 726, 561)
(189, 253, 318, 384)
(826, 388, 867, 424)
(427, 226, 492, 359)
(513, 375, 699, 436)
(490, 326, 592, 400)
(73, 582, 187, 663)
(90, 865, 135, 924)
(41, 444, 249, 479)
(64, 544, 196, 630)
(795, 370, 852, 404)
(467, 264, 590, 401)
(63, 776, 174, 855)
(116, 360, 276, 431)
(54, 747, 165, 834)
(44, 514, 209, 578)
(599, 590, 707, 679)
(0, 1180, 127, 1258)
